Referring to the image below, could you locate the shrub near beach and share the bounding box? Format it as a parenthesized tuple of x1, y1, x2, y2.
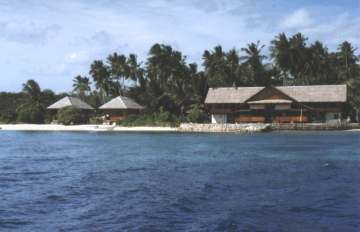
(57, 106, 89, 125)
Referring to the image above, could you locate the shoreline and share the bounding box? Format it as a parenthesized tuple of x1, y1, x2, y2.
(1, 123, 360, 133)
(0, 124, 178, 132)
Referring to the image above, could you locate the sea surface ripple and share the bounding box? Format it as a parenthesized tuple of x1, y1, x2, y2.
(0, 131, 359, 231)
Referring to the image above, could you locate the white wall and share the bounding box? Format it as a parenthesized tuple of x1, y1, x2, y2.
(325, 112, 341, 123)
(211, 114, 227, 124)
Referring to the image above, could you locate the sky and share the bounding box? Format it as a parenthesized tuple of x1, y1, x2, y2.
(0, 0, 360, 92)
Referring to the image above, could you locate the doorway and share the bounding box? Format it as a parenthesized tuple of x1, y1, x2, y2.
(264, 105, 275, 123)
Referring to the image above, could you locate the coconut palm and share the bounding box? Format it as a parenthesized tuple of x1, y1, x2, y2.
(241, 41, 267, 86)
(202, 45, 229, 87)
(337, 41, 359, 82)
(89, 60, 110, 102)
(72, 75, 91, 99)
(107, 52, 129, 95)
(22, 79, 42, 102)
(270, 33, 292, 85)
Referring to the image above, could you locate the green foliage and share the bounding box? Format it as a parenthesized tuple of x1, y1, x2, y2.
(73, 75, 91, 99)
(186, 104, 208, 123)
(0, 111, 16, 124)
(156, 107, 171, 121)
(0, 92, 25, 123)
(89, 116, 103, 124)
(118, 112, 180, 127)
(0, 80, 63, 124)
(57, 106, 89, 125)
(2, 34, 360, 124)
(16, 103, 44, 124)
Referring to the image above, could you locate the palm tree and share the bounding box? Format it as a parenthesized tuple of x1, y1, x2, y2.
(127, 54, 142, 81)
(336, 41, 360, 119)
(202, 45, 230, 87)
(89, 60, 110, 102)
(22, 79, 42, 102)
(107, 52, 129, 95)
(308, 41, 331, 84)
(288, 33, 310, 84)
(18, 79, 45, 123)
(270, 33, 292, 85)
(337, 41, 359, 82)
(241, 41, 267, 86)
(72, 75, 91, 99)
(225, 48, 242, 86)
(270, 33, 311, 85)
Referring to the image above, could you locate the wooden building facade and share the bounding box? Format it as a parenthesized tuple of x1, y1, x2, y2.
(205, 85, 347, 124)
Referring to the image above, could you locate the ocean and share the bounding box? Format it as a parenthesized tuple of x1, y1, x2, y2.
(0, 131, 359, 231)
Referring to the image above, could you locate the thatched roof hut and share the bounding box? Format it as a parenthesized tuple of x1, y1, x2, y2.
(99, 96, 144, 110)
(47, 96, 94, 110)
(98, 96, 144, 122)
(205, 84, 347, 124)
(205, 85, 347, 104)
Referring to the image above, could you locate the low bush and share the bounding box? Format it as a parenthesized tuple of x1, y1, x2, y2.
(89, 116, 103, 124)
(0, 111, 16, 124)
(118, 112, 180, 127)
(186, 104, 208, 123)
(16, 103, 44, 124)
(57, 106, 89, 125)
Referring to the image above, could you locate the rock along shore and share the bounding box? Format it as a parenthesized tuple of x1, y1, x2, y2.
(178, 123, 271, 133)
(179, 123, 360, 133)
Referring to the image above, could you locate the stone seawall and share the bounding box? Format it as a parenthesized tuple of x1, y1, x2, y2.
(179, 123, 360, 133)
(271, 123, 360, 131)
(179, 123, 270, 133)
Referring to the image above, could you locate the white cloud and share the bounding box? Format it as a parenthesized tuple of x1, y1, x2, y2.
(64, 51, 89, 64)
(301, 13, 360, 45)
(279, 9, 313, 29)
(1, 1, 360, 92)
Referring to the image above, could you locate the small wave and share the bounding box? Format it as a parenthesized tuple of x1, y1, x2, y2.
(289, 206, 326, 213)
(0, 177, 20, 182)
(216, 220, 239, 231)
(171, 197, 195, 213)
(1, 166, 15, 170)
(22, 171, 51, 175)
(2, 171, 51, 176)
(0, 219, 32, 228)
(46, 194, 67, 202)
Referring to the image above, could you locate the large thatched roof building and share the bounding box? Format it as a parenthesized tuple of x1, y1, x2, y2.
(205, 85, 347, 123)
(99, 96, 144, 122)
(47, 96, 94, 110)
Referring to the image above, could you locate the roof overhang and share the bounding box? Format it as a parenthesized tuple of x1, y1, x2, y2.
(247, 99, 293, 104)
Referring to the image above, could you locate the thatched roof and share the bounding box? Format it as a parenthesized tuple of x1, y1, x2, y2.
(277, 85, 347, 103)
(99, 96, 144, 110)
(47, 96, 94, 110)
(205, 87, 264, 104)
(205, 85, 347, 104)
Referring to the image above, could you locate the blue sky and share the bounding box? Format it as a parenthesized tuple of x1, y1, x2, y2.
(1, 0, 359, 92)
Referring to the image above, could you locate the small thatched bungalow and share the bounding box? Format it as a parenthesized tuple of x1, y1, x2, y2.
(205, 85, 347, 124)
(99, 96, 144, 122)
(47, 96, 94, 111)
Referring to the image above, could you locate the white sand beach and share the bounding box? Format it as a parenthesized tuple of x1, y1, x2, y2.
(0, 124, 178, 132)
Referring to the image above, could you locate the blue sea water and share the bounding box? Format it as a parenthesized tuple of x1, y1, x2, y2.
(0, 131, 359, 232)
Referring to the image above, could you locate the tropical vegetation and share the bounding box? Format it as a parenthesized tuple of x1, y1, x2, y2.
(1, 32, 359, 124)
(57, 106, 89, 125)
